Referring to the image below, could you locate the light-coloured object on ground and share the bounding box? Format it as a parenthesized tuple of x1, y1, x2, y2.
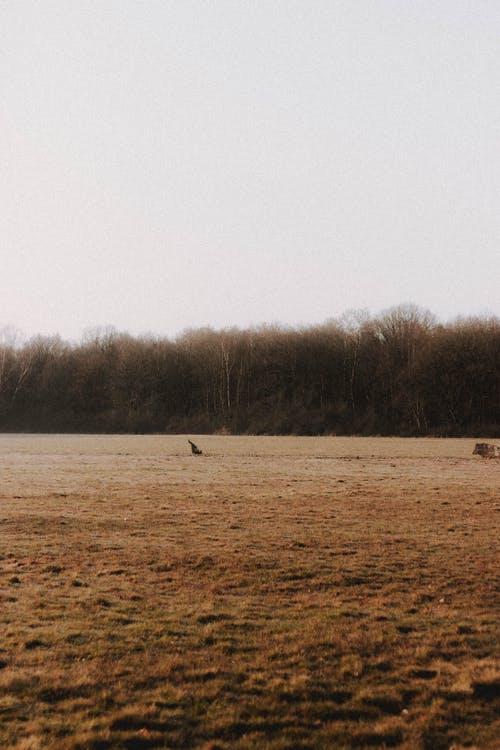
(472, 442, 500, 458)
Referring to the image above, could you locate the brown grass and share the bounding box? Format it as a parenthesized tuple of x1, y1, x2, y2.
(0, 435, 498, 749)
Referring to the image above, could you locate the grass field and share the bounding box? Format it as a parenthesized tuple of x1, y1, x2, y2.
(0, 435, 498, 750)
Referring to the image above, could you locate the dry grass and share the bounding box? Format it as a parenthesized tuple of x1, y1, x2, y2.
(0, 435, 498, 749)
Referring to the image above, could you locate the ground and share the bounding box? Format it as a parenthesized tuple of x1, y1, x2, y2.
(0, 435, 498, 749)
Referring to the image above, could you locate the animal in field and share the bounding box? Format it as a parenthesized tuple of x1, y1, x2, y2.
(472, 442, 500, 458)
(188, 439, 203, 455)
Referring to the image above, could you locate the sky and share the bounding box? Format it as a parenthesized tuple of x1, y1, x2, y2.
(1, 1, 499, 343)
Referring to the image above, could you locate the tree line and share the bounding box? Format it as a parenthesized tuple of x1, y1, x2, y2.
(0, 305, 498, 437)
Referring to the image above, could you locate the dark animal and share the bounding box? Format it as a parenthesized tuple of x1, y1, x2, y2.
(188, 440, 203, 455)
(472, 442, 500, 458)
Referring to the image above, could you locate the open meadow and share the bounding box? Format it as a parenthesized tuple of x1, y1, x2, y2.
(0, 435, 498, 750)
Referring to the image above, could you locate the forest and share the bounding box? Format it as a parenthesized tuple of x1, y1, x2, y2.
(0, 305, 498, 437)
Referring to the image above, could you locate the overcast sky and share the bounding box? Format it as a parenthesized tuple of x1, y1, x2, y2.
(2, 1, 499, 342)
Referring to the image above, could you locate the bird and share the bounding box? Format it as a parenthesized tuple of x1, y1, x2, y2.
(188, 439, 203, 455)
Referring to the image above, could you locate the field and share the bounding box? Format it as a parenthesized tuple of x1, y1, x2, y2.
(0, 435, 498, 750)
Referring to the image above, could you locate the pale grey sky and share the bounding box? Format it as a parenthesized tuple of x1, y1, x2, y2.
(2, 1, 499, 342)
